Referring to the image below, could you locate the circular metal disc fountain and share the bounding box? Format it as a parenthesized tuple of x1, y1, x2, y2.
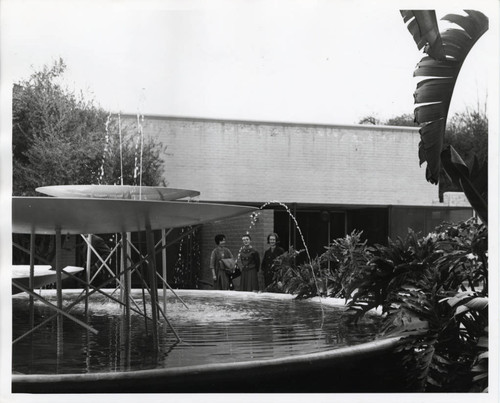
(36, 185, 200, 201)
(13, 196, 255, 235)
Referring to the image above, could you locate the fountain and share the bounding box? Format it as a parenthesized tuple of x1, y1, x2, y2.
(11, 185, 410, 393)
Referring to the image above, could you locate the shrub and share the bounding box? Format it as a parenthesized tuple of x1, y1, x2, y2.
(271, 219, 487, 392)
(269, 230, 371, 299)
(347, 218, 488, 392)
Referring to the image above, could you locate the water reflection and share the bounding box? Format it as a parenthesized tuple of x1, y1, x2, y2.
(12, 290, 380, 375)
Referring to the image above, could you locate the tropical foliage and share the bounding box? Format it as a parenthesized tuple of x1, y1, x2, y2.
(400, 10, 488, 186)
(347, 220, 487, 392)
(440, 145, 488, 224)
(266, 247, 318, 298)
(270, 9, 489, 393)
(272, 219, 488, 392)
(393, 10, 489, 391)
(268, 231, 370, 299)
(400, 10, 488, 226)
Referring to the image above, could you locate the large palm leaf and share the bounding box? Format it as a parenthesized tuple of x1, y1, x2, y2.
(400, 10, 488, 185)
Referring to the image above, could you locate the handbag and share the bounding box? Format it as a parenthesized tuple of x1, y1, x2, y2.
(219, 258, 241, 279)
(220, 258, 236, 273)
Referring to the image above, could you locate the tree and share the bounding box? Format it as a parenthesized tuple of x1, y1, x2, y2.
(440, 107, 488, 197)
(358, 113, 418, 127)
(445, 106, 488, 166)
(12, 59, 167, 196)
(358, 115, 380, 125)
(385, 113, 419, 127)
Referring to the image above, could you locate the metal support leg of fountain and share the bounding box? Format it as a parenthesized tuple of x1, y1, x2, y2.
(123, 228, 184, 343)
(145, 223, 159, 348)
(120, 232, 131, 317)
(55, 229, 63, 362)
(126, 228, 189, 310)
(85, 234, 92, 314)
(13, 216, 197, 349)
(29, 232, 35, 329)
(161, 229, 168, 313)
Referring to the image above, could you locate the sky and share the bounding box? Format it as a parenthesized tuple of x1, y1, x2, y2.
(1, 0, 497, 126)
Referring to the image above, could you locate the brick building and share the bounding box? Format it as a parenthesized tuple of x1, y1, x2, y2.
(119, 114, 472, 288)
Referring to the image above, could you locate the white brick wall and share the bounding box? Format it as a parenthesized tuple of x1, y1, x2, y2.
(126, 115, 438, 206)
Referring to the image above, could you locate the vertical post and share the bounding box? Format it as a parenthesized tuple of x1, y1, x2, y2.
(120, 231, 131, 372)
(29, 231, 35, 329)
(85, 234, 92, 313)
(55, 229, 63, 361)
(145, 224, 158, 347)
(162, 228, 167, 312)
(292, 203, 297, 250)
(127, 231, 132, 299)
(121, 232, 130, 318)
(327, 218, 331, 272)
(55, 230, 63, 311)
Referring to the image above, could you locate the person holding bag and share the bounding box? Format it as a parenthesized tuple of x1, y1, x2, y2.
(209, 234, 234, 290)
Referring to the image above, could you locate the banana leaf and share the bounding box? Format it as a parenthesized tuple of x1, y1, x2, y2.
(441, 145, 488, 225)
(401, 10, 488, 184)
(400, 10, 445, 60)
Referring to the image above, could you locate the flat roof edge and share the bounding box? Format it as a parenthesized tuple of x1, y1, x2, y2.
(116, 113, 420, 132)
(197, 200, 472, 210)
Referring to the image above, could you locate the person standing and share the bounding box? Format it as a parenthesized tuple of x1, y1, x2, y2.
(209, 234, 233, 290)
(261, 233, 285, 289)
(237, 234, 260, 292)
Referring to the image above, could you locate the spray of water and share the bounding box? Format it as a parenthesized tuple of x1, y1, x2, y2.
(259, 200, 312, 263)
(118, 113, 124, 186)
(239, 202, 313, 273)
(132, 113, 146, 198)
(238, 201, 311, 263)
(138, 114, 144, 198)
(241, 200, 325, 318)
(98, 113, 112, 184)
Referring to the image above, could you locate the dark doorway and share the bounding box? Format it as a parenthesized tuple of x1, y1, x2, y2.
(274, 209, 345, 261)
(345, 208, 389, 245)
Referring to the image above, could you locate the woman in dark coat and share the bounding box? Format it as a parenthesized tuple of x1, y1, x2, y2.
(237, 234, 260, 292)
(261, 233, 285, 288)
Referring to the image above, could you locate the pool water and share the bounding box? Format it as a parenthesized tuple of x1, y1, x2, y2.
(12, 289, 381, 375)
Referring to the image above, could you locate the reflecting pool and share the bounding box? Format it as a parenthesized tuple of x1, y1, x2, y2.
(12, 289, 381, 375)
